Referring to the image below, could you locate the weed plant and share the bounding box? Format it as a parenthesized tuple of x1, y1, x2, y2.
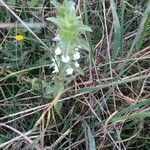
(0, 0, 150, 149)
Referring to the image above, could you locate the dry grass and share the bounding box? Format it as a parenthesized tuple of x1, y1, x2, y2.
(0, 0, 150, 149)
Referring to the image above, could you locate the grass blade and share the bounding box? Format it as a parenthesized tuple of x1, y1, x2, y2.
(128, 1, 150, 54)
(77, 74, 150, 94)
(110, 0, 122, 60)
(83, 119, 96, 150)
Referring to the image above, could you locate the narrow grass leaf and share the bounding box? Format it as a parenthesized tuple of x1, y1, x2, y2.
(116, 99, 150, 116)
(82, 0, 94, 67)
(110, 0, 122, 60)
(129, 2, 150, 54)
(77, 74, 150, 94)
(31, 129, 46, 149)
(111, 112, 150, 123)
(83, 120, 96, 150)
(118, 2, 150, 75)
(54, 101, 63, 116)
(87, 126, 96, 150)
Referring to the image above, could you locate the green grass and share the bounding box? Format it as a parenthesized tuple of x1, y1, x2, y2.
(0, 0, 150, 149)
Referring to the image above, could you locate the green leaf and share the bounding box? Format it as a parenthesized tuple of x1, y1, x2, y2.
(31, 128, 46, 149)
(31, 78, 47, 92)
(53, 79, 64, 115)
(27, 0, 38, 7)
(51, 0, 75, 17)
(46, 17, 61, 26)
(51, 0, 61, 9)
(63, 1, 75, 14)
(6, 0, 16, 5)
(54, 78, 64, 94)
(116, 99, 150, 117)
(111, 112, 150, 123)
(79, 39, 91, 51)
(118, 1, 150, 75)
(83, 120, 96, 150)
(74, 67, 84, 76)
(110, 0, 122, 60)
(61, 39, 72, 55)
(77, 74, 150, 94)
(129, 2, 150, 53)
(78, 24, 92, 33)
(44, 84, 56, 98)
(87, 126, 96, 150)
(54, 101, 63, 116)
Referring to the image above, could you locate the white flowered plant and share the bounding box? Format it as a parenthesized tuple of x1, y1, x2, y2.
(36, 0, 92, 112)
(46, 0, 91, 77)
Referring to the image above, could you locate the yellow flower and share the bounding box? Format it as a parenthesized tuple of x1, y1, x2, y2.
(15, 35, 24, 41)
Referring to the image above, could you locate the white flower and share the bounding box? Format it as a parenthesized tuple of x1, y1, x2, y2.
(78, 45, 81, 49)
(75, 62, 80, 67)
(73, 52, 80, 60)
(52, 64, 59, 73)
(53, 35, 60, 41)
(75, 48, 79, 51)
(55, 47, 62, 55)
(66, 67, 74, 75)
(62, 55, 70, 63)
(45, 17, 51, 21)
